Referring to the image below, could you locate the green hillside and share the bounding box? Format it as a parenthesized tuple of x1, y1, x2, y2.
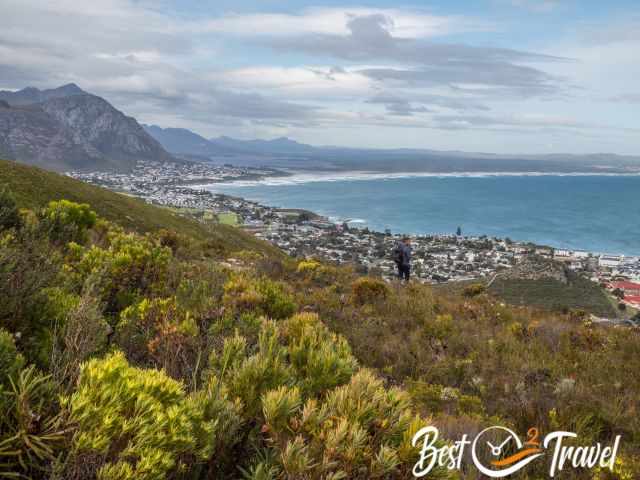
(0, 158, 280, 257)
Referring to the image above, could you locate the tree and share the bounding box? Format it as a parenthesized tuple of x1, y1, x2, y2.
(0, 186, 22, 231)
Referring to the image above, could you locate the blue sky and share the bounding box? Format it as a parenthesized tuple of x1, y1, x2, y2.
(1, 0, 639, 154)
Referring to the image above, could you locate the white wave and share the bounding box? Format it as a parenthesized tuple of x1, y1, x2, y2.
(198, 169, 640, 189)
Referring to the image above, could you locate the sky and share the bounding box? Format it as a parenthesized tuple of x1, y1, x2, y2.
(1, 0, 639, 154)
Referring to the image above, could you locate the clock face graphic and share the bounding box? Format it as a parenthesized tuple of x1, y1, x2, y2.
(471, 426, 544, 478)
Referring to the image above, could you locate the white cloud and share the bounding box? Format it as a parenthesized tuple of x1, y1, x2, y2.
(197, 7, 489, 39)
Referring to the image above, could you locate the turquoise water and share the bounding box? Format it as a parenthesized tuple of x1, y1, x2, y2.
(205, 173, 640, 255)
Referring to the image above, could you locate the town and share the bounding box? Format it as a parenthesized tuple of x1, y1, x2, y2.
(68, 160, 640, 310)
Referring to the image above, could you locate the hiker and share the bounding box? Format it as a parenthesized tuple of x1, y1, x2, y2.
(393, 237, 412, 281)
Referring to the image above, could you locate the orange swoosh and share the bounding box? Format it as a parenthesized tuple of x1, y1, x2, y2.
(491, 448, 543, 467)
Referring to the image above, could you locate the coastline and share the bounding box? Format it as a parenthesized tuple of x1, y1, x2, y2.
(197, 171, 640, 258)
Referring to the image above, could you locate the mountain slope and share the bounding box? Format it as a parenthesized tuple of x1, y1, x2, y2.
(0, 158, 280, 256)
(0, 85, 175, 171)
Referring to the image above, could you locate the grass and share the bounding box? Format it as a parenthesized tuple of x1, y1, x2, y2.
(0, 158, 280, 257)
(217, 212, 239, 226)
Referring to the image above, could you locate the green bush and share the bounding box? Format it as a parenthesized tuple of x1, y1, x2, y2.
(223, 274, 296, 320)
(62, 352, 221, 480)
(0, 328, 24, 386)
(0, 186, 22, 231)
(116, 297, 199, 379)
(0, 366, 68, 477)
(213, 322, 293, 417)
(40, 200, 97, 244)
(251, 370, 452, 479)
(280, 312, 358, 397)
(66, 230, 172, 314)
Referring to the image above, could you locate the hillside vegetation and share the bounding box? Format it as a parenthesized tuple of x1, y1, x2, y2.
(0, 166, 639, 479)
(0, 158, 280, 256)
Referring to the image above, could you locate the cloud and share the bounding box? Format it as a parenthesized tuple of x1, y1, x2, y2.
(0, 1, 637, 152)
(197, 7, 488, 39)
(263, 13, 569, 98)
(0, 0, 321, 131)
(366, 94, 431, 116)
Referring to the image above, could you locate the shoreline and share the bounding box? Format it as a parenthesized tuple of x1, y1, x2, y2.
(194, 173, 640, 259)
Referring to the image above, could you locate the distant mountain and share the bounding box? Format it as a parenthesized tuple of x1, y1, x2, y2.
(211, 136, 316, 155)
(143, 125, 241, 157)
(0, 85, 174, 171)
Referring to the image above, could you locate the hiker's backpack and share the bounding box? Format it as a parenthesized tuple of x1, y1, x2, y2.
(392, 245, 403, 264)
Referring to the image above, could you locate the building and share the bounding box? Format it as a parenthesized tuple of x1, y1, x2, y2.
(608, 281, 640, 296)
(554, 249, 572, 260)
(599, 255, 623, 268)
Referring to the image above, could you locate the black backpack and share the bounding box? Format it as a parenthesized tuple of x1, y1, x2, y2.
(392, 244, 403, 264)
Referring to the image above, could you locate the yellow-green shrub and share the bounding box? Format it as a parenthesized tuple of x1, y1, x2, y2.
(250, 370, 452, 479)
(280, 312, 358, 397)
(63, 352, 224, 480)
(297, 259, 321, 274)
(40, 199, 96, 244)
(66, 230, 172, 314)
(213, 322, 293, 417)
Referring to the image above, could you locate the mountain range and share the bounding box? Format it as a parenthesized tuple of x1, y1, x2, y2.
(142, 124, 316, 157)
(0, 84, 173, 171)
(144, 124, 640, 173)
(1, 83, 639, 174)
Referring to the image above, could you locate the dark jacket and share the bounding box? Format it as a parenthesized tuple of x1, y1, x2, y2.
(397, 242, 412, 267)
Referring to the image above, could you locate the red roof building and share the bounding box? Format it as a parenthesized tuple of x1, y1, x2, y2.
(608, 281, 640, 296)
(624, 295, 640, 308)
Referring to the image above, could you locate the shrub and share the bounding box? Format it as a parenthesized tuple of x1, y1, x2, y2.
(0, 366, 68, 477)
(223, 274, 297, 320)
(40, 200, 97, 244)
(463, 283, 486, 297)
(213, 322, 293, 417)
(0, 234, 61, 360)
(252, 370, 453, 479)
(67, 230, 172, 314)
(49, 290, 110, 386)
(351, 277, 389, 304)
(116, 297, 199, 380)
(297, 259, 321, 274)
(0, 328, 24, 386)
(62, 352, 221, 480)
(280, 312, 358, 397)
(0, 186, 22, 231)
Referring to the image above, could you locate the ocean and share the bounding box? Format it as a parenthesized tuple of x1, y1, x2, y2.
(204, 172, 640, 256)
